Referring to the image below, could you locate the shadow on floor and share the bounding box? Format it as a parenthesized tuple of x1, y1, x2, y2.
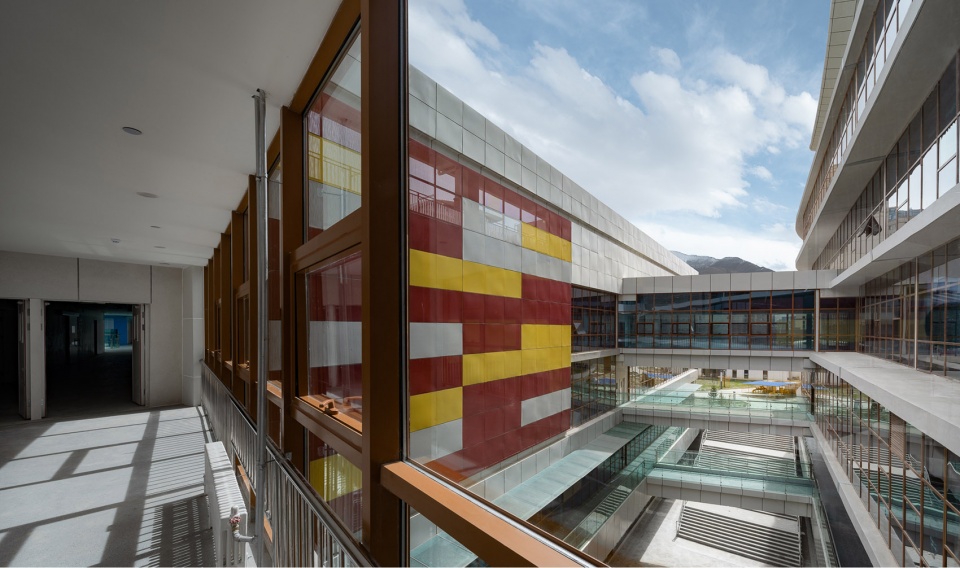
(0, 406, 214, 566)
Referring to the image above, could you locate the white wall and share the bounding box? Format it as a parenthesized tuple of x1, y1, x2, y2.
(0, 250, 186, 409)
(149, 266, 183, 407)
(181, 266, 204, 406)
(0, 251, 79, 300)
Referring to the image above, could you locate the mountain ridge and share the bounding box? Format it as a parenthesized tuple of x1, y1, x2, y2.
(672, 251, 774, 274)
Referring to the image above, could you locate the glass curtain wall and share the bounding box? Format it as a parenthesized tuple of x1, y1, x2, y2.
(802, 0, 922, 238)
(572, 286, 616, 352)
(860, 236, 960, 377)
(814, 367, 960, 566)
(622, 290, 816, 351)
(814, 52, 959, 271)
(570, 356, 617, 426)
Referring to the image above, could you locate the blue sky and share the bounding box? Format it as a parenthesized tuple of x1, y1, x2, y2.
(409, 0, 832, 271)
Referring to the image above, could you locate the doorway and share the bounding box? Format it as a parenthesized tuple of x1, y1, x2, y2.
(0, 299, 21, 422)
(44, 301, 143, 418)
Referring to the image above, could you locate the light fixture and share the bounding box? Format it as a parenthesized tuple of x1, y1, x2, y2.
(122, 126, 142, 135)
(137, 192, 158, 199)
(150, 225, 161, 229)
(111, 238, 120, 244)
(155, 245, 166, 249)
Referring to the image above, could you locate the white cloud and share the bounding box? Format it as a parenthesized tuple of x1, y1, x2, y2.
(409, 0, 814, 263)
(749, 165, 773, 181)
(642, 219, 800, 271)
(654, 47, 681, 72)
(751, 195, 788, 213)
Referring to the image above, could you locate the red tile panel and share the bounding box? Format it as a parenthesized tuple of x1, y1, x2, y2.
(408, 355, 462, 396)
(482, 178, 503, 213)
(408, 286, 462, 323)
(462, 167, 483, 203)
(435, 153, 461, 196)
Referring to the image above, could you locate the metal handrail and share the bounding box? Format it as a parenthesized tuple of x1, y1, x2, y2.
(201, 362, 372, 566)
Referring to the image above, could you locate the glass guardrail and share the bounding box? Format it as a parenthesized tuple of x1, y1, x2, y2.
(627, 389, 813, 421)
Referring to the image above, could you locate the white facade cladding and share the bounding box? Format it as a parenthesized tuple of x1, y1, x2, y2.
(408, 65, 697, 295)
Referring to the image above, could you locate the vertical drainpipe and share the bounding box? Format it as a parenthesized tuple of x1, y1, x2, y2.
(253, 88, 269, 567)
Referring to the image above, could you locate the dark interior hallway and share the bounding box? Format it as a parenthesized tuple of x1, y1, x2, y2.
(0, 300, 20, 422)
(45, 302, 139, 419)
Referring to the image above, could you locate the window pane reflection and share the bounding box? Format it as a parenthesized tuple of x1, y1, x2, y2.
(307, 432, 362, 538)
(306, 251, 362, 423)
(306, 33, 362, 239)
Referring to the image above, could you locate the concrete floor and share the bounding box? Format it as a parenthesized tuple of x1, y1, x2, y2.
(0, 405, 215, 566)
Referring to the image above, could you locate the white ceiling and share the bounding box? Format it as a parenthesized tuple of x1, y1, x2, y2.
(0, 1, 341, 267)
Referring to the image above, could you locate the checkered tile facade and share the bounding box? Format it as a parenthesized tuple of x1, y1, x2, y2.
(407, 139, 573, 481)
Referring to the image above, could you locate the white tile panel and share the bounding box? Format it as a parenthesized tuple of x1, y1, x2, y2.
(504, 135, 521, 162)
(408, 419, 463, 462)
(436, 84, 462, 124)
(653, 276, 673, 294)
(751, 271, 773, 290)
(521, 390, 564, 427)
(484, 143, 505, 176)
(504, 156, 521, 185)
(502, 216, 521, 246)
(435, 113, 462, 153)
(485, 121, 505, 151)
(409, 322, 462, 359)
(408, 67, 436, 108)
(520, 144, 536, 170)
(483, 236, 504, 268)
(794, 270, 817, 289)
(408, 95, 435, 138)
(462, 199, 484, 234)
(771, 271, 795, 290)
(521, 166, 536, 193)
(483, 208, 505, 241)
(462, 104, 484, 138)
(691, 274, 710, 292)
(536, 156, 550, 180)
(710, 273, 731, 291)
(462, 229, 484, 264)
(536, 175, 550, 200)
(462, 130, 485, 164)
(503, 241, 522, 273)
(730, 272, 751, 290)
(672, 275, 691, 293)
(308, 321, 361, 368)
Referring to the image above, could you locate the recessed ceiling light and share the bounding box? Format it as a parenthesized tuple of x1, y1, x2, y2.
(160, 262, 170, 266)
(137, 192, 158, 198)
(111, 238, 120, 244)
(122, 126, 142, 135)
(150, 225, 161, 229)
(154, 245, 166, 249)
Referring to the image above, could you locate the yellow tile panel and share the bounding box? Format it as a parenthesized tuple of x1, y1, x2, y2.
(409, 387, 463, 432)
(461, 261, 522, 298)
(521, 324, 572, 350)
(462, 351, 524, 386)
(520, 223, 572, 262)
(309, 454, 362, 502)
(520, 347, 571, 375)
(409, 250, 463, 292)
